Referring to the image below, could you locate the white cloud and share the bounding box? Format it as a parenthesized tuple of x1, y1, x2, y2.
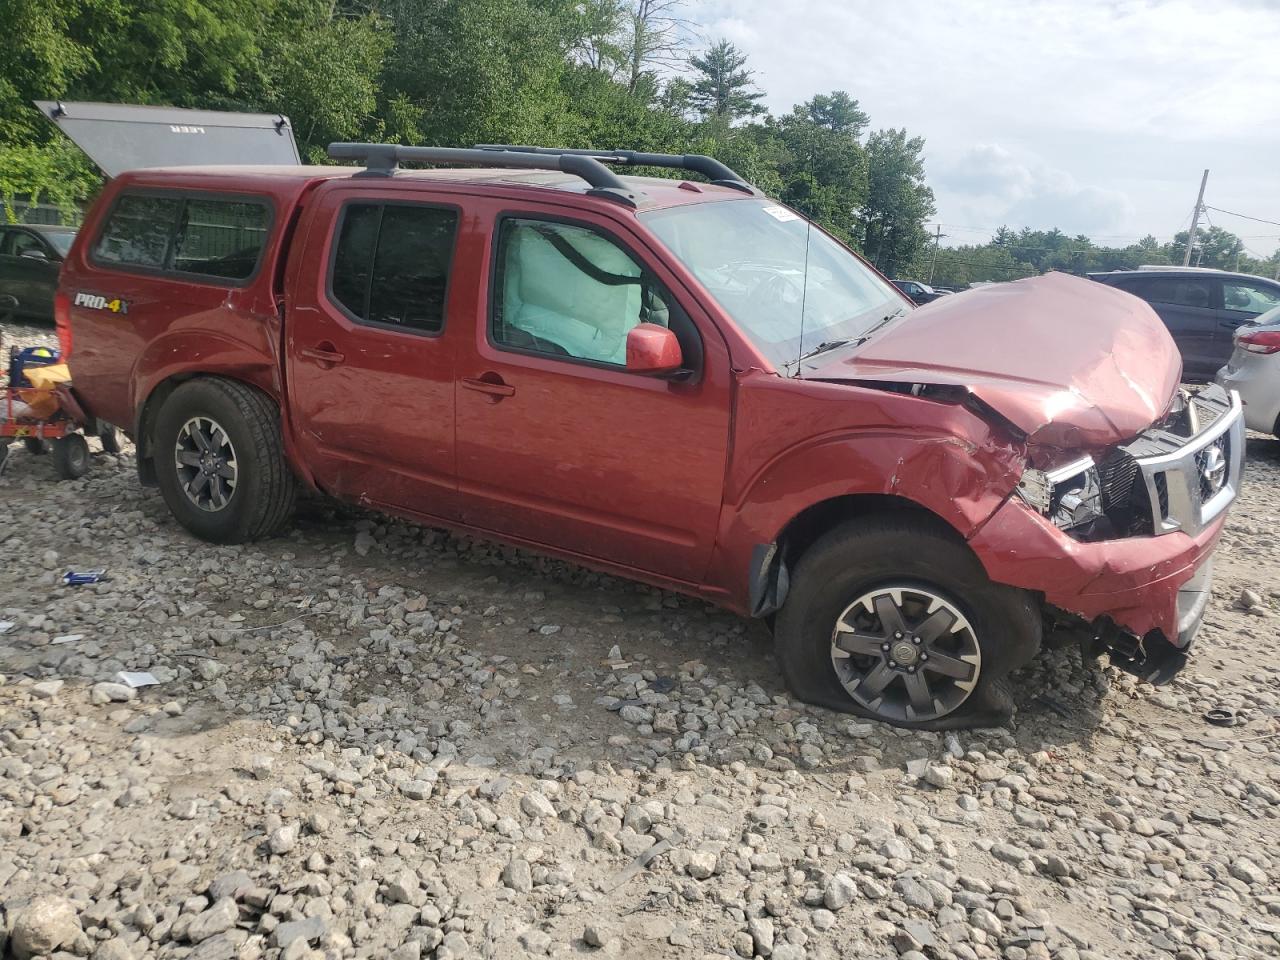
(694, 0, 1280, 243)
(936, 144, 1136, 237)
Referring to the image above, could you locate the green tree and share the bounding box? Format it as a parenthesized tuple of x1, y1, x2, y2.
(0, 138, 99, 223)
(688, 39, 765, 124)
(260, 6, 392, 158)
(771, 93, 869, 242)
(1169, 225, 1245, 269)
(858, 128, 935, 273)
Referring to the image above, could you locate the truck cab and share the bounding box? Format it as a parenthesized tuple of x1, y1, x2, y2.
(58, 143, 1245, 730)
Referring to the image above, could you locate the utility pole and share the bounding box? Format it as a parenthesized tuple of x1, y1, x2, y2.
(1182, 168, 1209, 267)
(928, 224, 944, 284)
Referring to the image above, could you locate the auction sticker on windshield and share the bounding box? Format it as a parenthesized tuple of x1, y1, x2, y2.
(761, 205, 801, 222)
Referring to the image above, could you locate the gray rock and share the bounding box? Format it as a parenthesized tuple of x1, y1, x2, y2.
(924, 764, 954, 788)
(386, 869, 423, 905)
(185, 898, 239, 943)
(268, 823, 299, 854)
(31, 679, 64, 699)
(824, 873, 858, 911)
(93, 940, 135, 960)
(520, 791, 556, 819)
(208, 870, 252, 902)
(90, 682, 135, 704)
(502, 858, 533, 892)
(271, 915, 327, 949)
(399, 779, 433, 800)
(10, 896, 82, 959)
(436, 932, 470, 960)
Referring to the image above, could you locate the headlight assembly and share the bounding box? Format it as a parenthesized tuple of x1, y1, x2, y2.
(1017, 456, 1107, 534)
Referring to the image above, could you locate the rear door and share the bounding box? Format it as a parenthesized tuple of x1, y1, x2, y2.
(1118, 275, 1220, 380)
(1218, 278, 1280, 369)
(452, 200, 733, 583)
(284, 182, 462, 520)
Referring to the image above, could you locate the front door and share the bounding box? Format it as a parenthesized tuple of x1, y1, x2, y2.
(285, 184, 462, 520)
(454, 204, 733, 584)
(0, 228, 60, 319)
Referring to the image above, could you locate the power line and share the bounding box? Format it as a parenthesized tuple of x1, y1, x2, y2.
(1204, 205, 1280, 228)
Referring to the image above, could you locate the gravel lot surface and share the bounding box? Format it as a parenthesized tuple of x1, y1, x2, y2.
(2, 317, 1279, 960)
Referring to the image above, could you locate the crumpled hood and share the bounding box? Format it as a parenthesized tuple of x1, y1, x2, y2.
(802, 272, 1181, 449)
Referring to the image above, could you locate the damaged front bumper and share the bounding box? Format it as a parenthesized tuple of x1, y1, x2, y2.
(970, 387, 1244, 683)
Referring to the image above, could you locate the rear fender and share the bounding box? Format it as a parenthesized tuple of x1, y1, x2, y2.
(131, 330, 315, 488)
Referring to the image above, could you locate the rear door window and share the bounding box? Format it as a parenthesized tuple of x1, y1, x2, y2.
(327, 202, 459, 335)
(1222, 280, 1280, 317)
(92, 191, 269, 282)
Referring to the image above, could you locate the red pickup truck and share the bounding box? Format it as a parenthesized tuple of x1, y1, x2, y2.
(57, 143, 1244, 729)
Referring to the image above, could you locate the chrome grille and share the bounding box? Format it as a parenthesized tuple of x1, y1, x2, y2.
(1117, 384, 1244, 536)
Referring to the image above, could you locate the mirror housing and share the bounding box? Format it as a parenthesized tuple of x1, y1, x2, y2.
(626, 323, 683, 375)
(20, 248, 49, 262)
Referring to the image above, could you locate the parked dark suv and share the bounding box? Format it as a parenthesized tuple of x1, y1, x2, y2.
(1090, 267, 1280, 381)
(0, 223, 78, 322)
(891, 279, 949, 305)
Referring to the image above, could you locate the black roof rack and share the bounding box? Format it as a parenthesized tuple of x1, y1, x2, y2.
(326, 142, 643, 207)
(475, 145, 756, 195)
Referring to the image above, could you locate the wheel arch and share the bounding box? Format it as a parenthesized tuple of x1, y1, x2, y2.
(134, 371, 311, 489)
(747, 493, 971, 618)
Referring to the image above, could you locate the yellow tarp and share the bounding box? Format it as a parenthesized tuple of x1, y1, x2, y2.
(16, 363, 71, 419)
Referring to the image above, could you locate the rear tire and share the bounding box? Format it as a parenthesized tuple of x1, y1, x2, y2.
(52, 434, 90, 480)
(774, 513, 1041, 730)
(153, 378, 297, 543)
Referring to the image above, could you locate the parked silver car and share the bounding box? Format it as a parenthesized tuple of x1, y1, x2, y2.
(1217, 304, 1280, 437)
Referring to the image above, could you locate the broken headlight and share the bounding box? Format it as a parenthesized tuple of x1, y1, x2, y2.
(1016, 456, 1107, 535)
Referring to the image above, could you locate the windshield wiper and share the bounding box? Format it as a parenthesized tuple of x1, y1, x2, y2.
(793, 338, 855, 364)
(788, 308, 907, 369)
(852, 307, 908, 345)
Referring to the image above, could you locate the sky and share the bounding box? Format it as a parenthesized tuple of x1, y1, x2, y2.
(696, 0, 1280, 253)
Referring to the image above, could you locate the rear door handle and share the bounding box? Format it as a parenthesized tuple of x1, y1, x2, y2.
(300, 343, 345, 366)
(462, 376, 516, 399)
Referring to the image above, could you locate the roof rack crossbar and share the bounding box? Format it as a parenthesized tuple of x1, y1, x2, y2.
(325, 142, 642, 207)
(475, 144, 756, 194)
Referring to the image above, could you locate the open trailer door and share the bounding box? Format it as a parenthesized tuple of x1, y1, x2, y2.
(35, 100, 300, 177)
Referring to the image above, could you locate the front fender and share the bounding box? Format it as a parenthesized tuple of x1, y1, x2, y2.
(706, 372, 1025, 608)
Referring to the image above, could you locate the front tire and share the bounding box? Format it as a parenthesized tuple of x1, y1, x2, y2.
(774, 513, 1041, 730)
(153, 378, 297, 544)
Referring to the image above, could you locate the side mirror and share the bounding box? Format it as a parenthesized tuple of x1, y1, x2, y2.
(20, 248, 49, 262)
(626, 323, 683, 376)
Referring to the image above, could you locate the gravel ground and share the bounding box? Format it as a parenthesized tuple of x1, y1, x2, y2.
(2, 317, 1279, 960)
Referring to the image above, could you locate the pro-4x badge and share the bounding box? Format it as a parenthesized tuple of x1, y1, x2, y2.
(74, 292, 128, 314)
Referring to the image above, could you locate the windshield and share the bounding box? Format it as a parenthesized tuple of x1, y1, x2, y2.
(641, 199, 904, 371)
(44, 230, 77, 257)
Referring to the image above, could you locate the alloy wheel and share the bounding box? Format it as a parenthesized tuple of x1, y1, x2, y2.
(830, 584, 981, 722)
(174, 416, 238, 512)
